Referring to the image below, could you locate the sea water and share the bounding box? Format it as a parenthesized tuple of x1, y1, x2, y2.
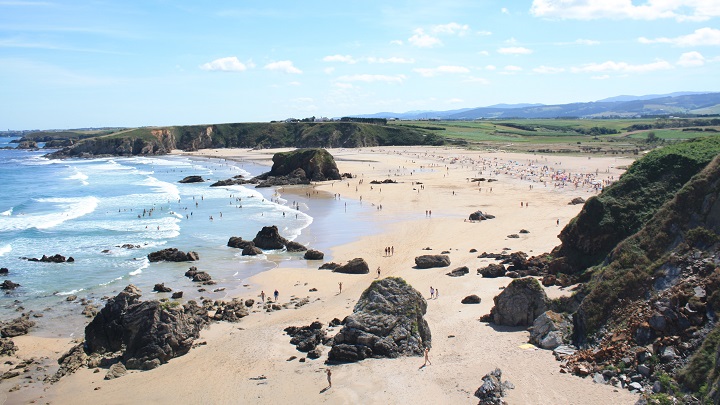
(0, 139, 378, 337)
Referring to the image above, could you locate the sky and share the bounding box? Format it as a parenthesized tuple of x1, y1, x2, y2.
(1, 0, 719, 129)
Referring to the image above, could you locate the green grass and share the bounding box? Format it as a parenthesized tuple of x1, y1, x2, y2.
(628, 128, 720, 140)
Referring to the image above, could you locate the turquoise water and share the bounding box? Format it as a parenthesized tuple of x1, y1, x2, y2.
(0, 139, 378, 336)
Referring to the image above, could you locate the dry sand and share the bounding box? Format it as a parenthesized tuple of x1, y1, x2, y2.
(7, 146, 638, 404)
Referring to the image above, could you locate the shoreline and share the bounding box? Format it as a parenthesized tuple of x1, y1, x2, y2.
(2, 146, 638, 404)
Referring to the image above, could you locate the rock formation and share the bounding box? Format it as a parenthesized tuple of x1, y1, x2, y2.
(285, 321, 326, 353)
(178, 175, 204, 183)
(469, 211, 496, 221)
(328, 277, 430, 362)
(304, 249, 324, 260)
(474, 368, 514, 405)
(333, 258, 369, 274)
(227, 236, 256, 249)
(252, 225, 305, 251)
(253, 149, 341, 187)
(0, 315, 35, 338)
(414, 255, 450, 269)
(462, 295, 482, 304)
(84, 285, 209, 370)
(482, 277, 549, 327)
(528, 311, 573, 350)
(147, 248, 199, 262)
(0, 280, 20, 290)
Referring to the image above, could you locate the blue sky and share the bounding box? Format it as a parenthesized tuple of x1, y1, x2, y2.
(1, 0, 719, 129)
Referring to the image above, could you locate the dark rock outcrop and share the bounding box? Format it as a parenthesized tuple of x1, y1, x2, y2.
(254, 149, 341, 187)
(178, 175, 204, 183)
(479, 264, 506, 278)
(446, 266, 469, 277)
(0, 280, 20, 290)
(482, 278, 549, 327)
(171, 291, 183, 299)
(304, 249, 324, 260)
(17, 140, 39, 149)
(242, 245, 263, 256)
(462, 295, 482, 304)
(0, 268, 9, 274)
(285, 241, 307, 252)
(227, 236, 255, 250)
(319, 262, 341, 271)
(84, 285, 209, 370)
(474, 368, 514, 405)
(213, 299, 249, 322)
(105, 362, 127, 380)
(48, 343, 86, 383)
(0, 315, 35, 338)
(328, 277, 430, 363)
(148, 248, 199, 262)
(285, 321, 326, 353)
(569, 197, 585, 205)
(0, 338, 17, 356)
(414, 255, 450, 269)
(333, 258, 369, 274)
(211, 175, 254, 187)
(252, 225, 294, 250)
(192, 272, 212, 282)
(153, 283, 172, 293)
(23, 254, 69, 263)
(469, 211, 496, 221)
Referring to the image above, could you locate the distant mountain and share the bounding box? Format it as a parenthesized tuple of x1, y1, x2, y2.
(346, 92, 720, 120)
(597, 91, 710, 103)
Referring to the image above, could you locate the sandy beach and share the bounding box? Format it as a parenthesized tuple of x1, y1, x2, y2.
(3, 146, 639, 404)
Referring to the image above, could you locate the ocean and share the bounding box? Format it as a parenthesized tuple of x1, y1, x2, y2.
(0, 138, 376, 337)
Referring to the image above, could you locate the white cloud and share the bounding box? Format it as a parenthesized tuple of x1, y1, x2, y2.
(677, 51, 706, 67)
(464, 76, 490, 84)
(324, 67, 335, 74)
(199, 56, 249, 72)
(366, 56, 415, 64)
(639, 27, 720, 47)
(530, 0, 720, 22)
(432, 22, 470, 36)
(288, 81, 301, 86)
(504, 65, 523, 72)
(323, 54, 356, 64)
(592, 75, 611, 80)
(334, 82, 354, 89)
(533, 65, 565, 74)
(498, 46, 533, 55)
(448, 98, 464, 103)
(574, 39, 600, 45)
(501, 7, 510, 14)
(408, 28, 442, 47)
(264, 60, 302, 74)
(413, 65, 470, 77)
(390, 39, 403, 46)
(485, 65, 497, 70)
(477, 30, 493, 36)
(336, 74, 406, 84)
(571, 60, 674, 73)
(505, 37, 518, 44)
(478, 50, 490, 56)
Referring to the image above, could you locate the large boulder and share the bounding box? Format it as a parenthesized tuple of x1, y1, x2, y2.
(227, 236, 255, 250)
(178, 175, 204, 184)
(253, 226, 288, 250)
(84, 285, 209, 370)
(469, 211, 495, 221)
(121, 301, 208, 370)
(328, 277, 430, 363)
(474, 368, 514, 405)
(529, 311, 573, 350)
(257, 148, 341, 183)
(0, 280, 20, 290)
(285, 241, 307, 252)
(242, 245, 263, 256)
(304, 249, 324, 260)
(285, 321, 326, 353)
(414, 255, 450, 269)
(213, 299, 249, 322)
(479, 263, 506, 278)
(333, 258, 370, 274)
(148, 248, 199, 262)
(446, 266, 469, 277)
(482, 277, 549, 327)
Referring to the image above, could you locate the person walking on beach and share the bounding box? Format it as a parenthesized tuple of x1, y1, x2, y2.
(326, 368, 332, 388)
(423, 347, 432, 366)
(273, 289, 279, 302)
(435, 288, 439, 299)
(377, 267, 381, 278)
(430, 286, 435, 299)
(260, 291, 266, 302)
(338, 282, 343, 294)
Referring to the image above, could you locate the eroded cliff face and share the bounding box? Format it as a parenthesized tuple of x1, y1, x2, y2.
(179, 126, 214, 152)
(47, 137, 169, 158)
(151, 128, 177, 151)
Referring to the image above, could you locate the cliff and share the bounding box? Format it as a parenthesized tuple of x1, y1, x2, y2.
(544, 136, 720, 402)
(47, 122, 442, 158)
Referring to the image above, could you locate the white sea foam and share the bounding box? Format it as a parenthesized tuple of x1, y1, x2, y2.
(57, 288, 84, 296)
(66, 168, 90, 186)
(129, 258, 149, 276)
(0, 196, 99, 232)
(0, 244, 11, 256)
(142, 176, 180, 201)
(99, 276, 123, 286)
(0, 207, 12, 216)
